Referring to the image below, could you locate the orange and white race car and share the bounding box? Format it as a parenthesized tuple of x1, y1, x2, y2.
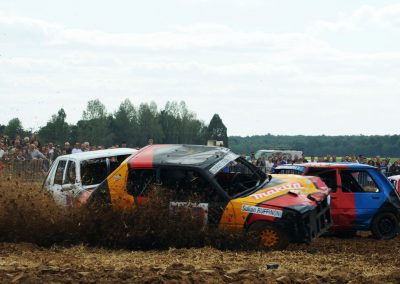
(87, 145, 331, 249)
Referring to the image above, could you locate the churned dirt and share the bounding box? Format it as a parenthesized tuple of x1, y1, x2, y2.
(1, 179, 400, 283)
(1, 238, 400, 283)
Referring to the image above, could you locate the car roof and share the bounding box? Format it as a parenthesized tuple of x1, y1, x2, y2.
(276, 162, 376, 170)
(128, 144, 233, 169)
(57, 148, 137, 162)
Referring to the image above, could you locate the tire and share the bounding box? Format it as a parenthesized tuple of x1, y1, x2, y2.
(247, 222, 289, 250)
(371, 212, 399, 240)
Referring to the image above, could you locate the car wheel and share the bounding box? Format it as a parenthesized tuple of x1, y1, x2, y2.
(371, 212, 399, 240)
(248, 222, 289, 250)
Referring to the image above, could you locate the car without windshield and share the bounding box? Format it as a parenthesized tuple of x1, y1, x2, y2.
(274, 163, 400, 239)
(43, 148, 137, 207)
(87, 144, 331, 249)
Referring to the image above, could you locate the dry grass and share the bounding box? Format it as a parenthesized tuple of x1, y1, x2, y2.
(0, 179, 246, 249)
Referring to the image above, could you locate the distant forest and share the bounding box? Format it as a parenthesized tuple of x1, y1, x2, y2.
(0, 99, 229, 148)
(229, 135, 400, 157)
(1, 99, 399, 156)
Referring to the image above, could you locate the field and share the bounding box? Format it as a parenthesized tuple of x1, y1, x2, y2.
(1, 179, 400, 283)
(1, 238, 400, 283)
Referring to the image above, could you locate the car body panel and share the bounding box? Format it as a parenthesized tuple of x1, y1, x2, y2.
(275, 163, 400, 231)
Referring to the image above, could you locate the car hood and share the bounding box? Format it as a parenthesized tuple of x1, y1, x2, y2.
(234, 175, 328, 207)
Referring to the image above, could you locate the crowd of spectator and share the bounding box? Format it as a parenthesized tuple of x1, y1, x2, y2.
(1, 133, 400, 177)
(247, 152, 400, 176)
(0, 134, 134, 173)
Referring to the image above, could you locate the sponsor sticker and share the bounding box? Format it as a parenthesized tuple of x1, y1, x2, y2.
(209, 152, 239, 175)
(241, 205, 283, 218)
(250, 182, 304, 200)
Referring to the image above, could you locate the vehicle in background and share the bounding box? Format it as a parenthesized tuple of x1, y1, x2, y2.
(388, 175, 400, 195)
(88, 144, 331, 250)
(274, 163, 400, 239)
(255, 150, 303, 160)
(43, 148, 137, 207)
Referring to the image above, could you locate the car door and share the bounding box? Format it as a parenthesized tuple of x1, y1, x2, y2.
(161, 167, 230, 227)
(336, 169, 384, 229)
(50, 159, 68, 206)
(127, 167, 230, 227)
(63, 159, 80, 206)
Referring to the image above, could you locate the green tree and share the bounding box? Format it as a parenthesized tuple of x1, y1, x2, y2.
(77, 99, 112, 146)
(82, 99, 107, 120)
(137, 102, 164, 146)
(38, 108, 70, 144)
(111, 99, 139, 146)
(207, 114, 228, 147)
(4, 118, 24, 139)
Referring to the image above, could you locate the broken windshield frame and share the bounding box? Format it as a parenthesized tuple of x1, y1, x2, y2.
(211, 155, 268, 198)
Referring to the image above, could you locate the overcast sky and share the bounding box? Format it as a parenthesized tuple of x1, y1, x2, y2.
(0, 0, 399, 136)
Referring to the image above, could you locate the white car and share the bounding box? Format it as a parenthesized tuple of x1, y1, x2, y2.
(43, 148, 137, 207)
(388, 175, 400, 195)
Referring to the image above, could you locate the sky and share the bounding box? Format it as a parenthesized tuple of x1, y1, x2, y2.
(0, 0, 399, 136)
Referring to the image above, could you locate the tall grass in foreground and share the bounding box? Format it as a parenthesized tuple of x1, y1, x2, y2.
(0, 179, 248, 250)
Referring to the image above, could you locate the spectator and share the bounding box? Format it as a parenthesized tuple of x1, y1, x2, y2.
(23, 137, 30, 147)
(0, 143, 5, 160)
(265, 157, 274, 173)
(380, 159, 389, 175)
(71, 143, 81, 154)
(256, 155, 266, 172)
(83, 142, 90, 151)
(28, 144, 47, 160)
(148, 139, 154, 145)
(249, 152, 256, 165)
(64, 142, 72, 154)
(47, 142, 55, 162)
(389, 161, 400, 176)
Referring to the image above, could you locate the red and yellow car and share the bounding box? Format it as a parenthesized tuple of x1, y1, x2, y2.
(88, 145, 331, 249)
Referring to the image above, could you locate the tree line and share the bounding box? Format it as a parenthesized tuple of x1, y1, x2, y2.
(2, 99, 400, 156)
(0, 99, 228, 148)
(229, 134, 400, 157)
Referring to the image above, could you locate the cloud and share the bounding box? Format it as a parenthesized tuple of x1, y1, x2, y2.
(309, 4, 400, 34)
(0, 4, 400, 135)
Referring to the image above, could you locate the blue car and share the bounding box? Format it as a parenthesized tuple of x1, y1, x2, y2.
(274, 163, 400, 239)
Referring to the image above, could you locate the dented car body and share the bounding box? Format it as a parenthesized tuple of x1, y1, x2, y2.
(88, 145, 331, 249)
(43, 148, 137, 207)
(274, 163, 400, 239)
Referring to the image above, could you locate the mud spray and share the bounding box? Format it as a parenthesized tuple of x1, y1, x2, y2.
(0, 180, 248, 249)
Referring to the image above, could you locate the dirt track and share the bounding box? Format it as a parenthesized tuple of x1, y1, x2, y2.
(1, 180, 400, 283)
(1, 236, 400, 283)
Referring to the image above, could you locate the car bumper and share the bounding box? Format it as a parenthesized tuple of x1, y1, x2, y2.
(285, 198, 332, 243)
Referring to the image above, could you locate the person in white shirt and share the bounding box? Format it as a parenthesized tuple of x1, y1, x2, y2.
(72, 142, 83, 154)
(0, 147, 4, 159)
